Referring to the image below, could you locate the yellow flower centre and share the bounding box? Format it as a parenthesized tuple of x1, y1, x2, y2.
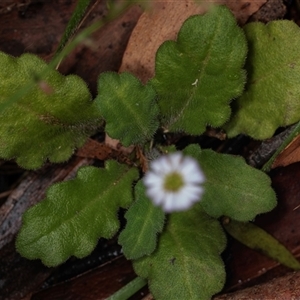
(164, 172, 184, 192)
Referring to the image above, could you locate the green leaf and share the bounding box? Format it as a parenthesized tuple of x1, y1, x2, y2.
(96, 72, 159, 147)
(152, 5, 246, 134)
(183, 145, 277, 221)
(118, 181, 165, 260)
(133, 205, 226, 300)
(0, 52, 102, 169)
(225, 20, 300, 139)
(224, 219, 300, 270)
(16, 161, 139, 267)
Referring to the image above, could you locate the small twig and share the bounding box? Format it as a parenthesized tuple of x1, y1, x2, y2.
(0, 190, 13, 199)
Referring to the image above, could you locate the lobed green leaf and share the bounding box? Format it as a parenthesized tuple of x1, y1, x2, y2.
(152, 5, 247, 134)
(118, 181, 165, 260)
(184, 145, 277, 221)
(225, 20, 300, 139)
(16, 161, 139, 267)
(133, 205, 226, 300)
(0, 52, 102, 169)
(96, 72, 159, 147)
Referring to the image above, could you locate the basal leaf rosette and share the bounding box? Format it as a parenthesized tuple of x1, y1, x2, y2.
(152, 5, 247, 134)
(118, 181, 165, 260)
(133, 205, 226, 300)
(184, 145, 277, 221)
(96, 72, 159, 147)
(16, 161, 139, 267)
(225, 20, 300, 139)
(0, 52, 102, 169)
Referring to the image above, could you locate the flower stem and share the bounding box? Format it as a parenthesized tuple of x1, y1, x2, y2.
(106, 277, 147, 300)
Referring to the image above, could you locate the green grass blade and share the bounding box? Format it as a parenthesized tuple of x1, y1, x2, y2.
(53, 0, 93, 62)
(106, 277, 147, 300)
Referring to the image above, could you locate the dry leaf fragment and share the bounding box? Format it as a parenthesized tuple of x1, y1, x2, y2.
(76, 138, 113, 161)
(272, 135, 300, 169)
(76, 137, 135, 165)
(226, 0, 268, 24)
(215, 271, 300, 300)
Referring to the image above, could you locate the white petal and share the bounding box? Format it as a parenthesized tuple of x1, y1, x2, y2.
(162, 193, 177, 212)
(188, 173, 205, 184)
(166, 192, 192, 212)
(168, 152, 182, 169)
(143, 172, 161, 187)
(150, 159, 165, 174)
(146, 185, 163, 199)
(156, 191, 170, 206)
(179, 185, 204, 202)
(155, 156, 173, 174)
(181, 158, 205, 183)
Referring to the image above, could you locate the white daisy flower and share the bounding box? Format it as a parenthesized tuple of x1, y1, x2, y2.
(143, 152, 205, 213)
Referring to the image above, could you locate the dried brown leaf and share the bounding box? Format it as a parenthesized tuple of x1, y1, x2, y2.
(272, 135, 300, 168)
